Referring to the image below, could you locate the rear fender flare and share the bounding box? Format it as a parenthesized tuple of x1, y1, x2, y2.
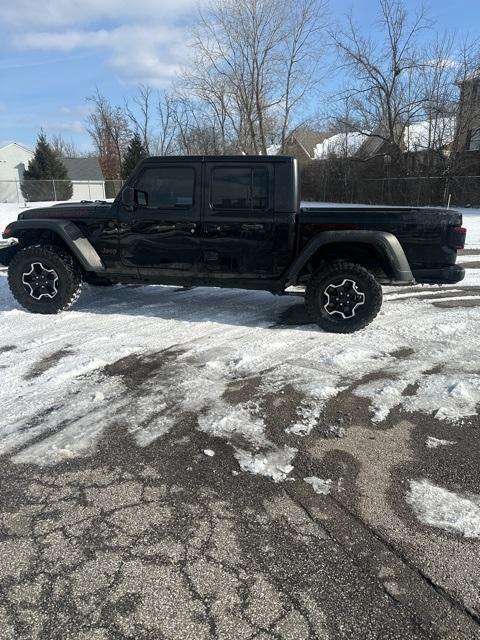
(4, 219, 105, 272)
(284, 230, 414, 285)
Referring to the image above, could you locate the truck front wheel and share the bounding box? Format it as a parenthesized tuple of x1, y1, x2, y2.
(8, 244, 83, 314)
(305, 261, 382, 333)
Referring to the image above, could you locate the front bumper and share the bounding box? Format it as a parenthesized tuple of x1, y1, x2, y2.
(412, 265, 465, 284)
(0, 240, 18, 267)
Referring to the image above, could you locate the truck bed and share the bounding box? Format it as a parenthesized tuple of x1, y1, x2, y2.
(300, 202, 463, 225)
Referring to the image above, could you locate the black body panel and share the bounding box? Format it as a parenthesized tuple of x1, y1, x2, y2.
(297, 206, 464, 283)
(1, 156, 466, 288)
(117, 160, 202, 274)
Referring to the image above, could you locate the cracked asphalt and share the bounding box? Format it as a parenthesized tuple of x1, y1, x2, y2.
(1, 372, 480, 640)
(1, 254, 480, 639)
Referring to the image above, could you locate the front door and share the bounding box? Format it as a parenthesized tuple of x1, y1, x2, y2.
(201, 162, 276, 279)
(118, 162, 201, 274)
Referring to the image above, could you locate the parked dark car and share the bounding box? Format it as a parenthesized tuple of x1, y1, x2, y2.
(0, 156, 466, 332)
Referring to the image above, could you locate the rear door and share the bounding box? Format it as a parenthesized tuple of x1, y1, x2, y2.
(118, 162, 201, 273)
(201, 162, 275, 279)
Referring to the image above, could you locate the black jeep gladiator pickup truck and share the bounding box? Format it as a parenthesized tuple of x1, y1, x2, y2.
(0, 155, 467, 333)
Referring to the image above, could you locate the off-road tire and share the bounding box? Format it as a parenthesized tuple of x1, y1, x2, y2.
(8, 244, 83, 314)
(305, 260, 382, 333)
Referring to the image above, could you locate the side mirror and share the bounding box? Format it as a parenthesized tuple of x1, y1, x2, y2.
(121, 187, 135, 208)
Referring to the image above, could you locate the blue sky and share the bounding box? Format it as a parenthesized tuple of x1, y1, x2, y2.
(0, 0, 478, 152)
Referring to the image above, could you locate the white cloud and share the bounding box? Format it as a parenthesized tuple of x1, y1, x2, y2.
(55, 120, 84, 133)
(59, 104, 92, 117)
(0, 103, 7, 113)
(3, 2, 202, 87)
(0, 1, 200, 28)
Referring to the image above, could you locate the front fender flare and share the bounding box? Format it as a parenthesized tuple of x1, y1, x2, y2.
(4, 219, 105, 272)
(284, 230, 414, 286)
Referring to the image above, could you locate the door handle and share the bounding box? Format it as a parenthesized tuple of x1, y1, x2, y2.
(241, 223, 264, 231)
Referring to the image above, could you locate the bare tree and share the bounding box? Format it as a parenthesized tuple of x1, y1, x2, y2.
(86, 90, 131, 180)
(50, 133, 80, 158)
(184, 0, 327, 155)
(452, 37, 480, 155)
(124, 84, 154, 155)
(167, 95, 224, 155)
(157, 91, 181, 156)
(330, 0, 430, 172)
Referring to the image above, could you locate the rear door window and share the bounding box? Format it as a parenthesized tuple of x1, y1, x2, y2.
(211, 167, 268, 210)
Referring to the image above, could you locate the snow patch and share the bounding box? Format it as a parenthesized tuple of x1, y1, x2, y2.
(408, 375, 480, 421)
(354, 377, 410, 422)
(235, 446, 296, 482)
(304, 477, 332, 495)
(199, 402, 297, 481)
(407, 479, 480, 539)
(1, 214, 480, 476)
(426, 437, 456, 448)
(197, 402, 266, 446)
(314, 132, 369, 159)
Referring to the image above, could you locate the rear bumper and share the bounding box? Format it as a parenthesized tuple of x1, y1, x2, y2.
(413, 265, 465, 284)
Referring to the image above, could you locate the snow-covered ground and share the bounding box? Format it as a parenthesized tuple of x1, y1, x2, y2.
(1, 201, 480, 538)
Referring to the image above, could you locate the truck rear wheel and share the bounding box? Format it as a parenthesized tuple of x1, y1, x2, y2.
(8, 244, 83, 314)
(305, 260, 382, 333)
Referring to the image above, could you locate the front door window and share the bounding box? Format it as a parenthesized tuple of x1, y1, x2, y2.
(134, 167, 195, 209)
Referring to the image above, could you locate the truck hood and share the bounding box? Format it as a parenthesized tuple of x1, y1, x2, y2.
(17, 201, 113, 221)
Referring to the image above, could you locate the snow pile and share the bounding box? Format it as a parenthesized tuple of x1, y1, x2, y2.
(314, 132, 369, 159)
(407, 480, 480, 539)
(405, 118, 455, 152)
(354, 378, 411, 423)
(266, 143, 281, 156)
(406, 375, 480, 421)
(235, 447, 297, 483)
(198, 402, 297, 482)
(304, 477, 332, 495)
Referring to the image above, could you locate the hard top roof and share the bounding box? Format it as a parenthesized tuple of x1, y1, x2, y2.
(142, 155, 295, 163)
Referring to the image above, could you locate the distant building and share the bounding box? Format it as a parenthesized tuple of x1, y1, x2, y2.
(456, 74, 480, 151)
(0, 142, 106, 203)
(61, 157, 105, 201)
(268, 128, 331, 161)
(313, 120, 456, 163)
(0, 143, 34, 202)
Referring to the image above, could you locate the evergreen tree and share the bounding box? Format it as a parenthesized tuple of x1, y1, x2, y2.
(21, 133, 73, 202)
(121, 132, 148, 180)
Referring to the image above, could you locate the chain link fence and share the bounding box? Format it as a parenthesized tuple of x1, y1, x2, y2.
(357, 176, 480, 208)
(302, 165, 480, 208)
(0, 180, 124, 205)
(3, 175, 480, 209)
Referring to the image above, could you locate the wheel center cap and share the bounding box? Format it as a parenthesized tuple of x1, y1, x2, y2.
(22, 262, 59, 301)
(323, 279, 366, 319)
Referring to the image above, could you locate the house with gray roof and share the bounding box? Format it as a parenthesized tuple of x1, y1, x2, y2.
(61, 157, 106, 201)
(0, 143, 107, 203)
